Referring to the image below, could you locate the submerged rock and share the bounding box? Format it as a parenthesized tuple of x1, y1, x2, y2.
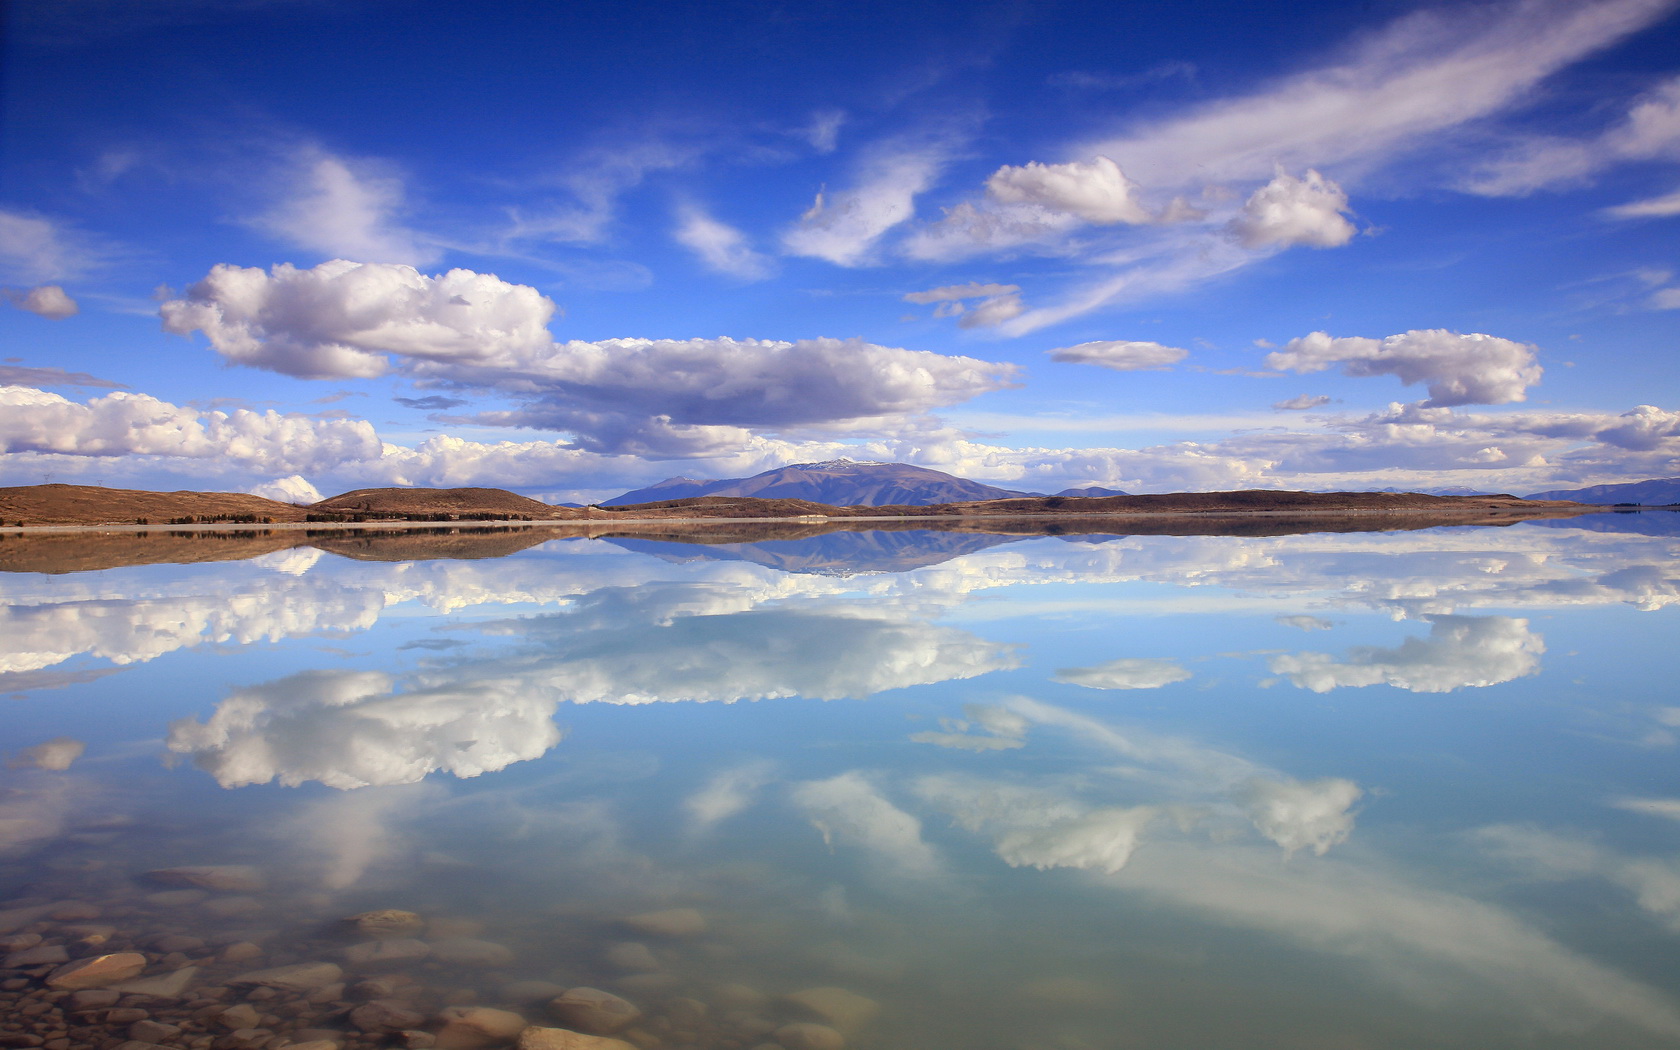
(547, 987, 640, 1034)
(46, 951, 147, 989)
(517, 1027, 637, 1050)
(780, 987, 878, 1031)
(145, 865, 266, 892)
(351, 999, 428, 1032)
(434, 1006, 528, 1049)
(430, 938, 515, 968)
(231, 961, 344, 990)
(773, 1022, 845, 1050)
(348, 909, 425, 937)
(111, 966, 199, 998)
(620, 908, 706, 938)
(602, 942, 660, 972)
(344, 938, 431, 967)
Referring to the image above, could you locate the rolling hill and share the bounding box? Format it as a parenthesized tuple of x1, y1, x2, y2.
(1525, 478, 1680, 504)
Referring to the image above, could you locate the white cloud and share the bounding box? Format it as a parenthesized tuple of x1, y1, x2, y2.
(1048, 339, 1189, 372)
(673, 205, 774, 280)
(801, 109, 846, 153)
(1476, 824, 1680, 933)
(902, 281, 1020, 304)
(1229, 169, 1356, 249)
(1242, 777, 1362, 857)
(8, 737, 85, 771)
(255, 148, 437, 266)
(1469, 75, 1680, 196)
(1605, 186, 1680, 219)
(792, 772, 941, 876)
(161, 260, 1016, 454)
(955, 291, 1026, 329)
(504, 138, 699, 247)
(1274, 394, 1332, 411)
(1265, 329, 1543, 407)
(783, 138, 953, 266)
(0, 385, 381, 473)
(0, 210, 95, 284)
(985, 156, 1153, 225)
(1269, 614, 1544, 693)
(248, 475, 324, 504)
(1080, 0, 1679, 187)
(1053, 657, 1191, 690)
(5, 285, 78, 320)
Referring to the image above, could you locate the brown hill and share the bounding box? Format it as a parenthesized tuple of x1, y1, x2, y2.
(310, 487, 573, 520)
(0, 483, 306, 526)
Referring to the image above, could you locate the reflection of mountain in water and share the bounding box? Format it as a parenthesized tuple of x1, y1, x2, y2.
(1522, 510, 1680, 537)
(607, 530, 1028, 574)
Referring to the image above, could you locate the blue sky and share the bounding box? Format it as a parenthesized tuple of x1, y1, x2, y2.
(2, 0, 1677, 502)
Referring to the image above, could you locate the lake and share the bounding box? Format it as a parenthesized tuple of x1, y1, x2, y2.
(2, 514, 1678, 1050)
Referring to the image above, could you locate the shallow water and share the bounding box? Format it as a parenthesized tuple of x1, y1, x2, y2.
(3, 516, 1679, 1049)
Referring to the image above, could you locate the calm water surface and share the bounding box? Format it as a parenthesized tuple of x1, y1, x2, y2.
(2, 517, 1679, 1049)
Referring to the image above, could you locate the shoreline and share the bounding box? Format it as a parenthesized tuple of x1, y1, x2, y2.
(0, 502, 1621, 535)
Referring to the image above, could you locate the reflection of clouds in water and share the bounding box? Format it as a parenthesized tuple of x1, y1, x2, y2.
(281, 782, 446, 890)
(685, 760, 778, 831)
(169, 589, 1016, 789)
(1276, 614, 1333, 631)
(167, 669, 564, 789)
(913, 699, 1364, 874)
(8, 737, 85, 770)
(792, 772, 942, 877)
(1268, 614, 1543, 693)
(1120, 840, 1680, 1039)
(1241, 777, 1362, 857)
(1475, 824, 1680, 933)
(908, 702, 1029, 751)
(1053, 657, 1190, 690)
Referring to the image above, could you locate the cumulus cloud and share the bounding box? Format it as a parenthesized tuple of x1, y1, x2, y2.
(1053, 657, 1192, 690)
(985, 156, 1153, 225)
(1229, 169, 1356, 249)
(5, 285, 78, 319)
(255, 148, 437, 265)
(0, 385, 381, 473)
(673, 205, 774, 280)
(783, 138, 953, 265)
(248, 475, 324, 504)
(161, 260, 1015, 455)
(1269, 614, 1545, 693)
(1265, 329, 1543, 407)
(792, 771, 941, 875)
(1048, 339, 1188, 372)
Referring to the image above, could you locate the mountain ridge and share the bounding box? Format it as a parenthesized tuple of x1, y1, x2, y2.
(1525, 477, 1680, 504)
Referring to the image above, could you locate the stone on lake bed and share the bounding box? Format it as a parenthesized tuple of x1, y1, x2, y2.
(4, 943, 69, 966)
(217, 1004, 263, 1030)
(111, 966, 200, 999)
(351, 999, 428, 1032)
(348, 909, 426, 936)
(517, 1027, 637, 1050)
(603, 942, 660, 971)
(46, 951, 147, 989)
(145, 889, 208, 907)
(620, 908, 706, 938)
(220, 941, 265, 964)
(433, 1006, 528, 1049)
(286, 1043, 343, 1050)
(780, 987, 878, 1031)
(203, 896, 264, 918)
(429, 937, 515, 967)
(773, 1023, 845, 1050)
(231, 961, 344, 990)
(344, 938, 431, 966)
(547, 987, 640, 1034)
(146, 865, 266, 892)
(500, 980, 568, 1003)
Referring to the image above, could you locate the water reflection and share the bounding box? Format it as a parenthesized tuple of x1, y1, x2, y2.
(1, 517, 1678, 1048)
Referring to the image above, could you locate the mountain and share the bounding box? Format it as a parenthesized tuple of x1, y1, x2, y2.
(1524, 478, 1680, 504)
(1056, 486, 1129, 498)
(602, 459, 1040, 507)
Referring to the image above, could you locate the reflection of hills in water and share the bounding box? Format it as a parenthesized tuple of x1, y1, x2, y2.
(607, 529, 1027, 574)
(1522, 509, 1680, 537)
